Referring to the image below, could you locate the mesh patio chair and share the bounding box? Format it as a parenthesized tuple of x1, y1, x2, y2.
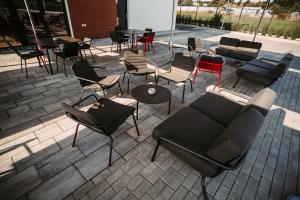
(80, 36, 95, 62)
(123, 50, 157, 93)
(7, 42, 47, 78)
(72, 60, 122, 103)
(109, 30, 129, 53)
(156, 52, 196, 103)
(187, 37, 207, 56)
(61, 94, 140, 167)
(137, 32, 156, 53)
(54, 42, 80, 77)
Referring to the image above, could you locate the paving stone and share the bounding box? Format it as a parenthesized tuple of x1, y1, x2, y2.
(28, 166, 85, 200)
(13, 138, 61, 171)
(73, 181, 95, 200)
(121, 159, 144, 177)
(0, 158, 16, 181)
(76, 133, 109, 156)
(156, 186, 175, 200)
(170, 185, 189, 200)
(88, 180, 110, 200)
(162, 166, 179, 184)
(106, 168, 125, 185)
(114, 133, 138, 155)
(92, 169, 111, 185)
(228, 184, 244, 200)
(21, 86, 47, 97)
(206, 179, 220, 196)
(0, 166, 42, 200)
(95, 187, 116, 200)
(75, 144, 120, 180)
(127, 175, 145, 191)
(57, 117, 78, 131)
(29, 96, 60, 110)
(36, 146, 84, 180)
(235, 171, 249, 188)
(112, 187, 131, 200)
(183, 172, 199, 190)
(124, 194, 139, 200)
(214, 184, 230, 200)
(148, 179, 166, 198)
(141, 194, 154, 200)
(222, 172, 236, 189)
(34, 123, 63, 142)
(8, 84, 34, 94)
(7, 104, 31, 117)
(34, 78, 63, 87)
(184, 192, 198, 200)
(168, 171, 185, 190)
(133, 179, 152, 199)
(112, 173, 131, 192)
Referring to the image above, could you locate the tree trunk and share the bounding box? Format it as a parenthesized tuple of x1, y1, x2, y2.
(237, 5, 244, 24)
(266, 13, 274, 33)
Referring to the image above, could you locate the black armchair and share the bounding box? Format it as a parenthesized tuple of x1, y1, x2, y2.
(72, 60, 122, 103)
(54, 42, 80, 77)
(61, 94, 140, 167)
(7, 42, 47, 77)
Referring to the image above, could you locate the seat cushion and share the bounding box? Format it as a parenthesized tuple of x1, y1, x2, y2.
(219, 37, 240, 47)
(240, 88, 276, 116)
(215, 47, 232, 57)
(158, 71, 189, 83)
(128, 68, 155, 75)
(21, 50, 44, 59)
(237, 64, 270, 76)
(229, 51, 257, 61)
(207, 108, 264, 163)
(238, 40, 262, 51)
(153, 107, 225, 154)
(87, 98, 134, 134)
(98, 74, 120, 88)
(248, 59, 276, 70)
(200, 55, 223, 64)
(190, 91, 243, 126)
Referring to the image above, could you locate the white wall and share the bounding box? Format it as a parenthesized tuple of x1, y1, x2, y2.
(127, 0, 178, 32)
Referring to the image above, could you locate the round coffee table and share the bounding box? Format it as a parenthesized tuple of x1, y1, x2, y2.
(131, 84, 171, 120)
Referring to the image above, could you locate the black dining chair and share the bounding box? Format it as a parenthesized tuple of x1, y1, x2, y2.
(7, 42, 47, 78)
(109, 30, 129, 53)
(61, 94, 140, 167)
(80, 36, 95, 62)
(54, 42, 80, 77)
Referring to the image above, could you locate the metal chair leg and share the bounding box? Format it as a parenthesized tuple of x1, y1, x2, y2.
(233, 77, 240, 88)
(117, 81, 123, 95)
(151, 140, 160, 161)
(201, 176, 208, 200)
(132, 113, 140, 136)
(37, 56, 42, 68)
(63, 59, 67, 77)
(72, 124, 80, 147)
(182, 82, 186, 103)
(56, 55, 59, 73)
(189, 79, 193, 92)
(78, 89, 84, 107)
(127, 77, 130, 94)
(20, 57, 23, 72)
(89, 49, 95, 62)
(101, 87, 107, 98)
(108, 135, 113, 167)
(122, 71, 126, 83)
(24, 59, 28, 78)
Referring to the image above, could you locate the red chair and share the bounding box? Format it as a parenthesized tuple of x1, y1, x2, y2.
(137, 32, 155, 53)
(193, 55, 224, 87)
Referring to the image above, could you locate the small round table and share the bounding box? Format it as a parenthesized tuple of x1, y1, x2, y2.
(131, 84, 171, 120)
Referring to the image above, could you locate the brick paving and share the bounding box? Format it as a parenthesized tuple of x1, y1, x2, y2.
(0, 27, 300, 200)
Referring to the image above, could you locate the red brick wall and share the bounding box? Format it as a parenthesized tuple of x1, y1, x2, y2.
(68, 0, 117, 39)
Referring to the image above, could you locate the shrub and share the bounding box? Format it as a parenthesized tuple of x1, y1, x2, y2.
(261, 25, 268, 36)
(283, 28, 291, 39)
(277, 13, 289, 20)
(268, 26, 276, 36)
(231, 24, 241, 31)
(223, 22, 232, 30)
(290, 27, 299, 40)
(249, 25, 256, 33)
(210, 13, 223, 28)
(275, 28, 283, 37)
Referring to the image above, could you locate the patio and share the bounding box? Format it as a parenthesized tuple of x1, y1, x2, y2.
(0, 27, 300, 200)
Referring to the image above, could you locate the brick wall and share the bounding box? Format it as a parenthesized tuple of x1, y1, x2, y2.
(68, 0, 117, 39)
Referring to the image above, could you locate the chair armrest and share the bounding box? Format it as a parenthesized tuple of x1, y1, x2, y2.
(147, 58, 158, 66)
(91, 65, 118, 75)
(74, 76, 98, 84)
(72, 94, 98, 107)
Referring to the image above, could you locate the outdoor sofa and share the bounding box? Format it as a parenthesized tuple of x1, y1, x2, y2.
(212, 37, 262, 61)
(234, 53, 295, 87)
(151, 88, 276, 200)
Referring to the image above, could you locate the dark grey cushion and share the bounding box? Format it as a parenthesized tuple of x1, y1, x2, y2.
(200, 55, 223, 64)
(190, 91, 243, 126)
(248, 59, 276, 70)
(219, 37, 240, 47)
(240, 88, 276, 116)
(237, 64, 270, 76)
(153, 107, 225, 154)
(215, 47, 231, 57)
(207, 108, 264, 163)
(229, 51, 257, 61)
(238, 40, 262, 50)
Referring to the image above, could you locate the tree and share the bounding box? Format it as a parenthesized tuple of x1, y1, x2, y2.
(266, 4, 282, 32)
(237, 0, 250, 25)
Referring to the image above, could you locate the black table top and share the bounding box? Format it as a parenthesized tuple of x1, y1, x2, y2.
(131, 84, 171, 104)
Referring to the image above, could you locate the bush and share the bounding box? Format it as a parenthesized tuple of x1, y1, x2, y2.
(210, 13, 223, 28)
(249, 25, 256, 33)
(223, 22, 232, 30)
(268, 26, 276, 36)
(277, 13, 289, 20)
(290, 27, 299, 40)
(261, 25, 268, 36)
(283, 28, 291, 39)
(231, 24, 241, 31)
(275, 28, 283, 37)
(242, 24, 249, 32)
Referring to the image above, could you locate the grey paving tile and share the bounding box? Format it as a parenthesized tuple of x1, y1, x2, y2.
(95, 187, 116, 200)
(127, 175, 145, 191)
(92, 169, 111, 185)
(148, 179, 166, 198)
(34, 123, 63, 142)
(133, 179, 152, 199)
(183, 172, 199, 190)
(156, 186, 175, 200)
(88, 180, 110, 200)
(170, 185, 189, 200)
(112, 187, 131, 200)
(28, 166, 85, 200)
(73, 181, 95, 200)
(0, 166, 42, 200)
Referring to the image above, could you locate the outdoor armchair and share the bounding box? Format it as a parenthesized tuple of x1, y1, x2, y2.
(80, 36, 95, 62)
(54, 42, 80, 77)
(72, 60, 122, 103)
(151, 88, 276, 200)
(7, 41, 47, 78)
(156, 52, 196, 103)
(61, 94, 140, 167)
(123, 50, 157, 93)
(109, 30, 129, 53)
(136, 31, 156, 53)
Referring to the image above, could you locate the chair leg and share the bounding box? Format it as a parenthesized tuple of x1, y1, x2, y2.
(122, 71, 126, 83)
(189, 79, 193, 92)
(111, 43, 113, 52)
(78, 89, 84, 107)
(20, 57, 23, 73)
(132, 113, 140, 136)
(63, 59, 67, 77)
(24, 59, 28, 78)
(117, 81, 123, 95)
(56, 55, 59, 73)
(89, 49, 96, 62)
(72, 124, 80, 147)
(127, 77, 130, 94)
(217, 72, 222, 87)
(233, 77, 240, 88)
(151, 139, 160, 161)
(108, 135, 113, 167)
(83, 50, 87, 60)
(146, 74, 148, 80)
(182, 82, 186, 103)
(37, 56, 42, 68)
(201, 176, 208, 200)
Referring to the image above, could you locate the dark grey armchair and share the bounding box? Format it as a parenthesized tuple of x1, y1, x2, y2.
(151, 88, 276, 200)
(61, 94, 139, 167)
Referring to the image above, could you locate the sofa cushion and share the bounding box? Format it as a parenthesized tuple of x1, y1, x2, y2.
(153, 107, 225, 154)
(190, 91, 243, 126)
(215, 47, 232, 57)
(229, 51, 257, 61)
(240, 88, 276, 116)
(280, 53, 294, 62)
(237, 63, 270, 76)
(269, 63, 287, 76)
(219, 37, 240, 47)
(248, 59, 276, 70)
(207, 108, 264, 163)
(238, 40, 262, 51)
(200, 55, 224, 64)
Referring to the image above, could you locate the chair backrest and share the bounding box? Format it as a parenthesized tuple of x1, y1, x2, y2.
(198, 55, 223, 72)
(83, 36, 92, 45)
(61, 102, 98, 126)
(72, 59, 100, 87)
(110, 31, 119, 43)
(219, 37, 240, 47)
(124, 50, 147, 70)
(171, 53, 196, 77)
(62, 42, 79, 57)
(187, 37, 201, 52)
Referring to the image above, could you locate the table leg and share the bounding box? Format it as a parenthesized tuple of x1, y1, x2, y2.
(136, 101, 139, 120)
(131, 33, 135, 51)
(168, 98, 171, 115)
(46, 48, 53, 75)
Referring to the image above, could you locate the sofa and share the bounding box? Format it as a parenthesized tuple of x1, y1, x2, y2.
(234, 53, 295, 87)
(213, 37, 262, 61)
(151, 88, 276, 200)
